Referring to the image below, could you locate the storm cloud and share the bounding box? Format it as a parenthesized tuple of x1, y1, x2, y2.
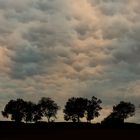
(0, 0, 140, 122)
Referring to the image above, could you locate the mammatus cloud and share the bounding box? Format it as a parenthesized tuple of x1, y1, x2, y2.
(0, 0, 140, 122)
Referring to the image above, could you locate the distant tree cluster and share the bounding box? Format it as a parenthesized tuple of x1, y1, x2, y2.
(1, 96, 136, 124)
(2, 98, 60, 123)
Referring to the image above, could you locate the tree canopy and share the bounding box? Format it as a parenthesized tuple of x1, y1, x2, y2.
(38, 97, 60, 122)
(86, 96, 102, 122)
(2, 99, 26, 122)
(64, 96, 102, 122)
(1, 97, 136, 124)
(23, 101, 37, 123)
(102, 101, 135, 124)
(64, 97, 88, 122)
(2, 97, 60, 123)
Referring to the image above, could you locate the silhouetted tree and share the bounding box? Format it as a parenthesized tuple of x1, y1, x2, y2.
(64, 97, 88, 122)
(32, 104, 43, 123)
(38, 97, 60, 122)
(2, 99, 26, 123)
(102, 101, 135, 124)
(113, 101, 135, 122)
(86, 96, 102, 123)
(23, 101, 37, 123)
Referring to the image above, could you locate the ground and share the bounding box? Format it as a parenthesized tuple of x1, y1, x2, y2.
(0, 121, 139, 140)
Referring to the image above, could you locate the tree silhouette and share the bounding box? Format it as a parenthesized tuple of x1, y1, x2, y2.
(86, 96, 102, 123)
(2, 99, 26, 123)
(113, 101, 135, 121)
(64, 97, 88, 122)
(102, 101, 135, 124)
(32, 104, 43, 123)
(38, 97, 60, 122)
(23, 101, 37, 123)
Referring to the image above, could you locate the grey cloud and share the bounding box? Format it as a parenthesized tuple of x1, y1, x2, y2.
(89, 0, 131, 15)
(11, 63, 40, 79)
(12, 44, 43, 63)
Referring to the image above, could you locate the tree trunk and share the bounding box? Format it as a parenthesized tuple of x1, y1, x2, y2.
(77, 116, 80, 122)
(47, 117, 50, 123)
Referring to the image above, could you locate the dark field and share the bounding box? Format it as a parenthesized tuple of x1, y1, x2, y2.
(0, 122, 140, 140)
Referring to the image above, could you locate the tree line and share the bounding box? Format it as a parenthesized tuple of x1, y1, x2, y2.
(1, 96, 135, 124)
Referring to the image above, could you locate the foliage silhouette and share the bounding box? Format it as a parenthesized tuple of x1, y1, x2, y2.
(23, 101, 38, 123)
(2, 99, 43, 123)
(38, 97, 60, 122)
(102, 101, 135, 124)
(1, 97, 136, 125)
(86, 96, 102, 123)
(64, 96, 102, 122)
(64, 97, 88, 122)
(2, 99, 26, 122)
(2, 98, 60, 123)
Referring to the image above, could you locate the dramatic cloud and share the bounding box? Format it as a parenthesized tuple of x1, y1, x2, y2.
(0, 0, 140, 122)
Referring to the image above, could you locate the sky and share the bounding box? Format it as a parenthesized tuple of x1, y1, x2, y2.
(0, 0, 140, 123)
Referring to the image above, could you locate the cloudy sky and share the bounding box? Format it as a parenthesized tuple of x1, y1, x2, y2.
(0, 0, 140, 122)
